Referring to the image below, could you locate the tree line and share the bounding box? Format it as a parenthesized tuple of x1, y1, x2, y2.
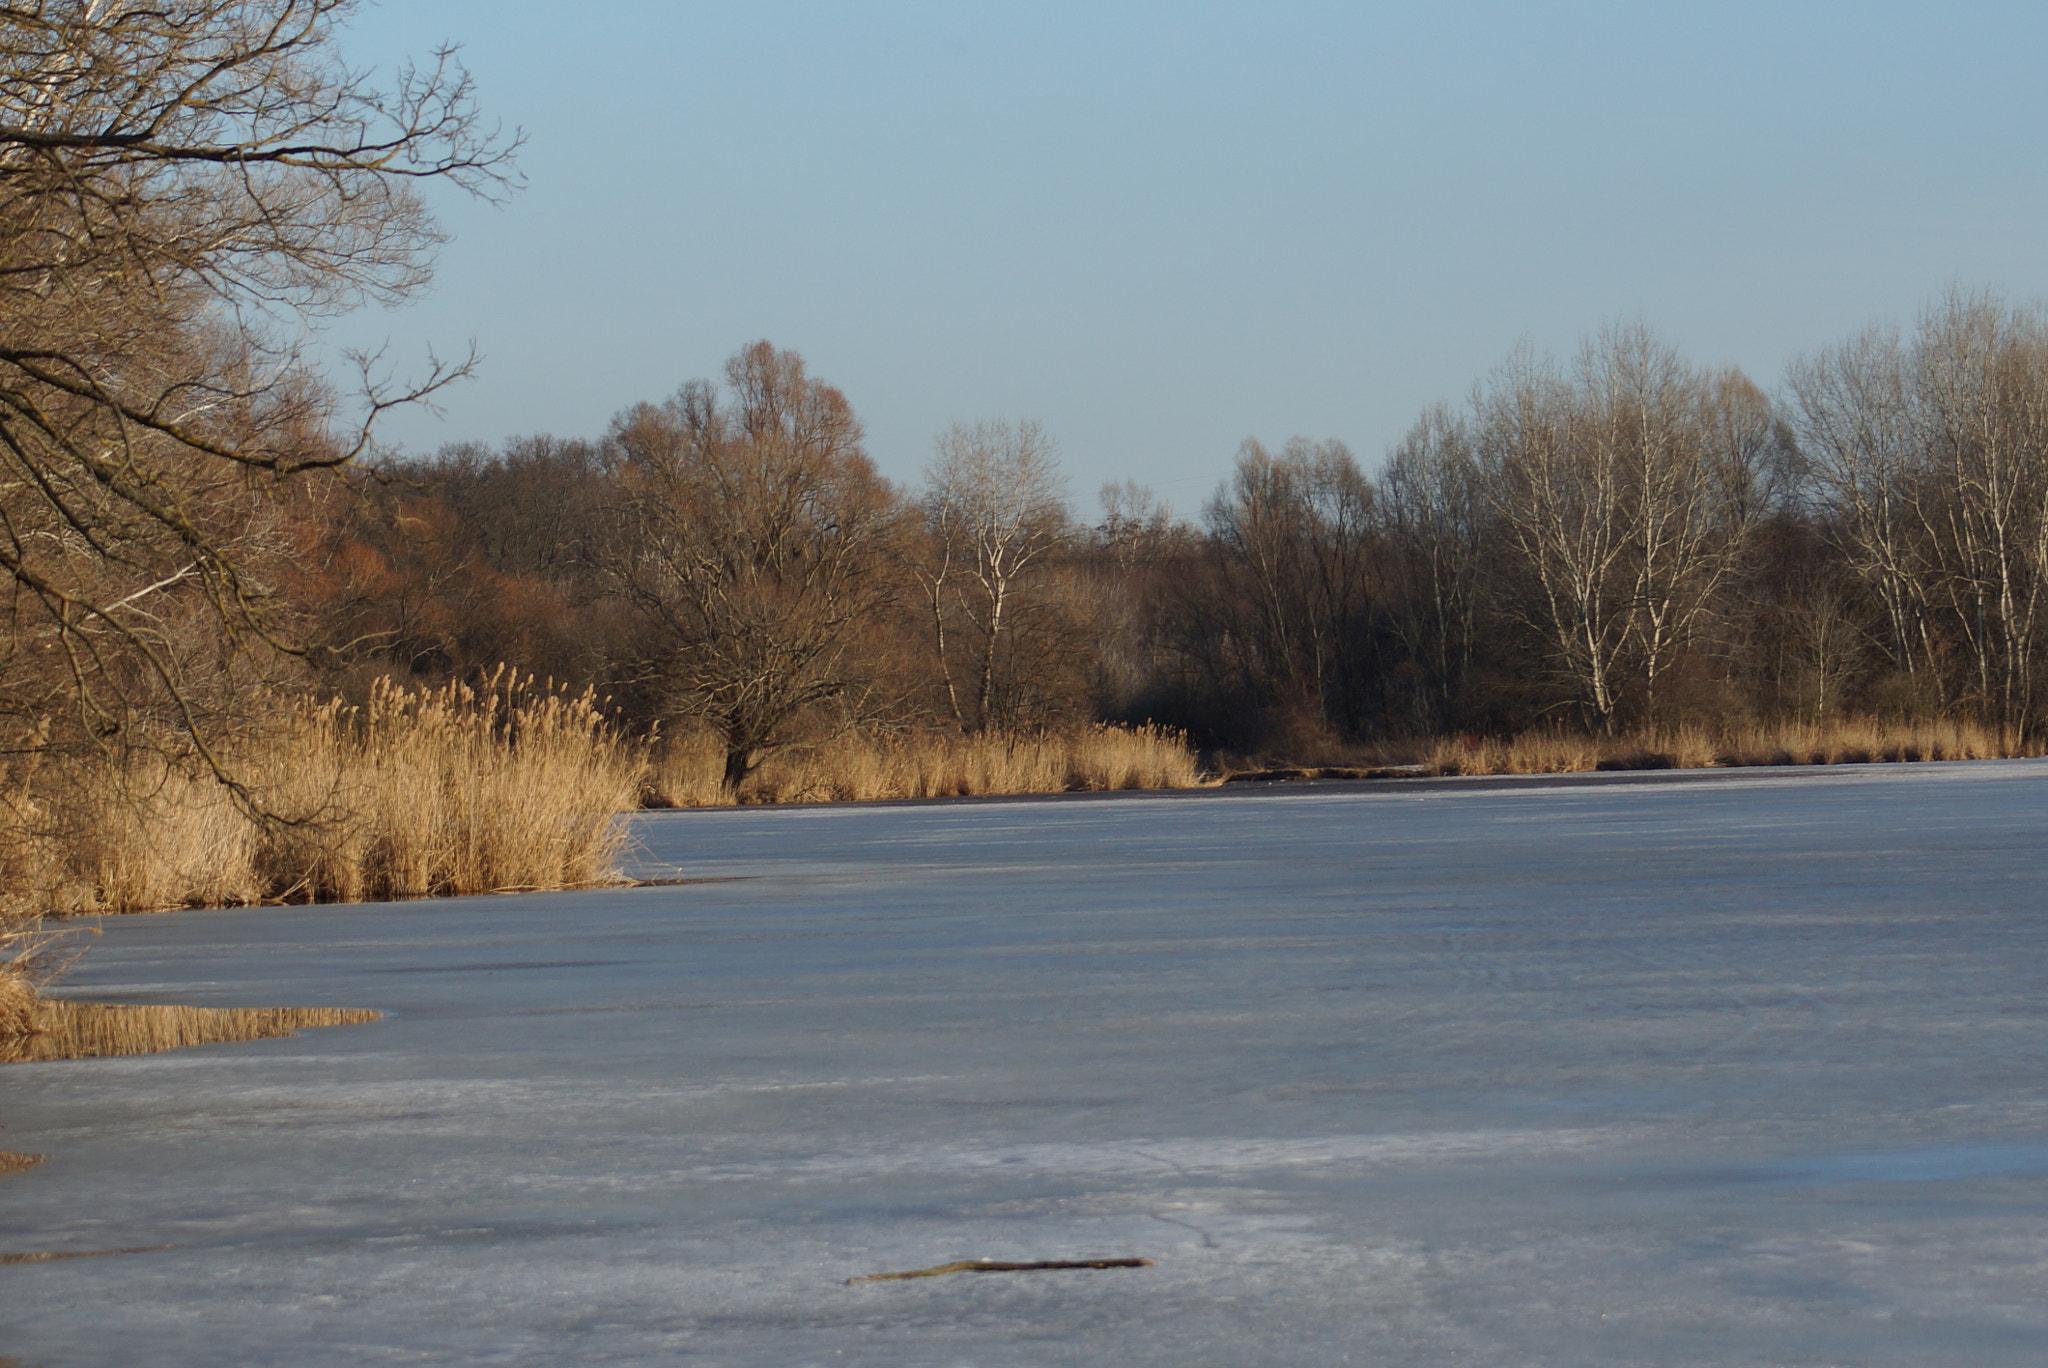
(285, 291, 2048, 785)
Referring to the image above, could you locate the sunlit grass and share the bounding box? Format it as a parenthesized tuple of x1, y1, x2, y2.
(1, 671, 639, 917)
(1425, 716, 2034, 776)
(3, 999, 379, 1064)
(646, 723, 1205, 807)
(0, 672, 641, 1052)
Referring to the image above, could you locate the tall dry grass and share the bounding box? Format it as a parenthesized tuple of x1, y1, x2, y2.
(0, 672, 639, 1061)
(2, 1000, 380, 1064)
(0, 924, 39, 1046)
(0, 671, 640, 917)
(243, 672, 641, 903)
(1426, 716, 2035, 777)
(647, 724, 1204, 807)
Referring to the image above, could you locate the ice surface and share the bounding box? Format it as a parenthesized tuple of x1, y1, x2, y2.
(5, 761, 2048, 1365)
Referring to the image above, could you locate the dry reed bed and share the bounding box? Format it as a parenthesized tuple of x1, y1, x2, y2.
(3, 1000, 379, 1064)
(1, 674, 638, 1061)
(0, 706, 1201, 1063)
(647, 724, 1204, 807)
(6, 672, 640, 917)
(1426, 717, 2035, 777)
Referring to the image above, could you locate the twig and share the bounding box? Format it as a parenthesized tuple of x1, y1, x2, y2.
(847, 1258, 1152, 1284)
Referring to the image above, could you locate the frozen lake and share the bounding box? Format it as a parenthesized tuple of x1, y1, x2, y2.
(5, 761, 2048, 1365)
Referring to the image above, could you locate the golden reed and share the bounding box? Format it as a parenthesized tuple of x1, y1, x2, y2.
(0, 670, 640, 917)
(1425, 716, 2035, 777)
(3, 1000, 379, 1064)
(645, 724, 1204, 807)
(0, 672, 638, 1059)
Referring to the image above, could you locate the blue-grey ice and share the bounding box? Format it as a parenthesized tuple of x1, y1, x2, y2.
(5, 760, 2048, 1365)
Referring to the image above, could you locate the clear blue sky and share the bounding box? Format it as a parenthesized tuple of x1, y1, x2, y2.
(326, 1, 2048, 515)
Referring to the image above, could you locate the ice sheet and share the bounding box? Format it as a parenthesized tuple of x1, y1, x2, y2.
(4, 761, 2047, 1365)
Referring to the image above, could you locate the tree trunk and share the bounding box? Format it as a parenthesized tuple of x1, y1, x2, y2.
(722, 736, 756, 796)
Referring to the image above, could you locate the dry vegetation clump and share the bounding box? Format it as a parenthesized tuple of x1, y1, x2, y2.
(2, 1000, 379, 1064)
(0, 884, 70, 1065)
(646, 724, 1205, 806)
(0, 672, 639, 918)
(1426, 717, 2036, 777)
(1425, 731, 1606, 776)
(244, 672, 640, 902)
(0, 926, 40, 1042)
(1710, 717, 2021, 767)
(0, 672, 634, 1062)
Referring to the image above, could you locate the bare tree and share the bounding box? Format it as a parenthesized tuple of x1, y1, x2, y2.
(1784, 324, 1938, 700)
(1906, 294, 2048, 730)
(1096, 480, 1174, 570)
(1622, 356, 1775, 722)
(1473, 327, 1769, 730)
(1201, 436, 1384, 742)
(1791, 292, 2048, 733)
(917, 419, 1071, 731)
(1380, 402, 1486, 731)
(601, 343, 903, 791)
(1471, 345, 1631, 727)
(0, 0, 516, 754)
(1780, 574, 1872, 720)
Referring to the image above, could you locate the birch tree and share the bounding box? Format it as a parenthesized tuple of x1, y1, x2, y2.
(1788, 292, 2048, 732)
(1473, 327, 1767, 730)
(918, 419, 1070, 731)
(1909, 294, 2048, 729)
(1785, 325, 1939, 697)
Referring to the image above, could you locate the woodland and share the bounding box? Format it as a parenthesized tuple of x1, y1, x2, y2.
(335, 302, 2048, 777)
